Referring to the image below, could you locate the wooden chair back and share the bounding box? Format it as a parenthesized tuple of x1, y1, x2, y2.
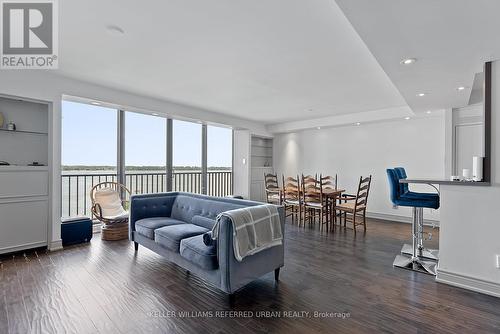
(264, 173, 280, 191)
(320, 174, 337, 190)
(302, 174, 322, 205)
(282, 175, 300, 202)
(354, 176, 372, 210)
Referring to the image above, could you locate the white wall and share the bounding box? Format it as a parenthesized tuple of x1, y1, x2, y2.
(273, 115, 446, 222)
(436, 61, 500, 297)
(0, 71, 270, 250)
(232, 130, 251, 198)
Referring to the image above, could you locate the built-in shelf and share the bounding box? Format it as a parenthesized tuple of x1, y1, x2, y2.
(0, 128, 48, 135)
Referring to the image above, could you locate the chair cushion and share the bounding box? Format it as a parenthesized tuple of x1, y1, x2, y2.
(135, 217, 186, 239)
(396, 195, 440, 210)
(191, 215, 216, 229)
(94, 187, 128, 218)
(336, 202, 366, 212)
(155, 224, 209, 252)
(180, 235, 218, 270)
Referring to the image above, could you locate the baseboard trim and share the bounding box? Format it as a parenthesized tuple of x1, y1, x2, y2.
(366, 211, 439, 226)
(49, 239, 63, 252)
(0, 241, 48, 255)
(436, 268, 500, 298)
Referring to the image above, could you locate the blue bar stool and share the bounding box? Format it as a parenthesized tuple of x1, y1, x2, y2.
(394, 167, 440, 261)
(387, 168, 440, 275)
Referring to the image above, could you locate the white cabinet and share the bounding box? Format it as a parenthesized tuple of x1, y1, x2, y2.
(250, 167, 274, 202)
(0, 167, 49, 254)
(0, 96, 50, 254)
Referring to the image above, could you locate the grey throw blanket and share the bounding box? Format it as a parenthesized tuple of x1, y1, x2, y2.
(212, 204, 282, 262)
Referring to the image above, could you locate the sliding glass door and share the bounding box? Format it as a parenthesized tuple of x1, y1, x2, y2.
(61, 101, 118, 217)
(172, 120, 202, 193)
(125, 112, 167, 194)
(207, 125, 233, 196)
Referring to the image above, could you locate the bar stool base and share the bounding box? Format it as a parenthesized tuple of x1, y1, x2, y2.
(393, 254, 437, 276)
(401, 243, 439, 261)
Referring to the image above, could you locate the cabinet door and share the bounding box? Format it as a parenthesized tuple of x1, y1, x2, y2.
(250, 181, 265, 202)
(0, 199, 48, 253)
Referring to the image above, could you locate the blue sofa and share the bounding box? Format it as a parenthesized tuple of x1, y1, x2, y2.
(129, 192, 285, 295)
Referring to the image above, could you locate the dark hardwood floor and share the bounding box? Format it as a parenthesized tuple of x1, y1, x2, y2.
(1, 219, 500, 334)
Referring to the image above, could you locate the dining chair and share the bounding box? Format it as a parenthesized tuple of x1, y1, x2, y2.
(320, 174, 338, 224)
(336, 175, 372, 233)
(282, 175, 302, 225)
(302, 174, 329, 230)
(264, 173, 282, 205)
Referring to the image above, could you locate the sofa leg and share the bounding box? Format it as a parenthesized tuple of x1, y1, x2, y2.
(274, 268, 280, 281)
(134, 242, 138, 251)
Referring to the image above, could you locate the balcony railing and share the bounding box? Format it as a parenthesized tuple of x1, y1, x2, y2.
(61, 171, 233, 218)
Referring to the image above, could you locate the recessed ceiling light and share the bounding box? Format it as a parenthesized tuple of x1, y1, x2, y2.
(151, 113, 159, 116)
(426, 110, 432, 114)
(356, 122, 361, 126)
(90, 101, 101, 106)
(417, 93, 426, 97)
(457, 86, 467, 91)
(106, 25, 125, 35)
(400, 58, 417, 65)
(316, 127, 321, 130)
(404, 116, 411, 120)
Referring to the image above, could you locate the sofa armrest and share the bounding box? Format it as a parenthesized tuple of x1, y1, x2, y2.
(216, 206, 285, 294)
(129, 193, 177, 240)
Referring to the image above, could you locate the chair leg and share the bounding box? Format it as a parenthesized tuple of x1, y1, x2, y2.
(353, 212, 357, 234)
(275, 268, 280, 281)
(363, 210, 367, 232)
(320, 208, 323, 230)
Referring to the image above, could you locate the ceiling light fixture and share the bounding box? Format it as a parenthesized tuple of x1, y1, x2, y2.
(151, 113, 159, 116)
(106, 25, 125, 35)
(400, 58, 417, 65)
(457, 86, 467, 91)
(426, 110, 432, 114)
(356, 122, 361, 126)
(316, 127, 321, 130)
(90, 101, 101, 106)
(417, 93, 426, 97)
(404, 116, 411, 120)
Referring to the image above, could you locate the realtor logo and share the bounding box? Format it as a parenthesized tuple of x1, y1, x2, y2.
(1, 0, 58, 69)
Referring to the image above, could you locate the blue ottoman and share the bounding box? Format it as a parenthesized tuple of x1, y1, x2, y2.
(61, 217, 93, 246)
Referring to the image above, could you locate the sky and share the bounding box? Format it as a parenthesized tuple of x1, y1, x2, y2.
(62, 101, 232, 167)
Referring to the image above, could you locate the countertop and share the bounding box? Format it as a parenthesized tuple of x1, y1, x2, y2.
(400, 178, 490, 187)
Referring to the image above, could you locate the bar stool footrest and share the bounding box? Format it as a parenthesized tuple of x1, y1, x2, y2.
(393, 254, 437, 276)
(401, 243, 439, 261)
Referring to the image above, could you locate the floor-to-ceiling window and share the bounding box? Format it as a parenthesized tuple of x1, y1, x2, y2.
(62, 100, 233, 218)
(172, 119, 202, 193)
(125, 112, 167, 194)
(61, 101, 117, 217)
(207, 125, 233, 196)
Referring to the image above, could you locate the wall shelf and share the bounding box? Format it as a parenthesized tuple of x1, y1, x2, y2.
(0, 128, 48, 135)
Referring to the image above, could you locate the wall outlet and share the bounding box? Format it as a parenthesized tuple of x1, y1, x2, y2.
(496, 255, 500, 269)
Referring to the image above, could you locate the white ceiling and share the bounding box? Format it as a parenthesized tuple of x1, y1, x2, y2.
(58, 0, 407, 124)
(335, 0, 500, 115)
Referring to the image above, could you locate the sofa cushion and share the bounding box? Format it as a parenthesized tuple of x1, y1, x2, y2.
(155, 224, 209, 252)
(191, 215, 216, 229)
(180, 235, 218, 270)
(135, 217, 185, 239)
(171, 195, 246, 224)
